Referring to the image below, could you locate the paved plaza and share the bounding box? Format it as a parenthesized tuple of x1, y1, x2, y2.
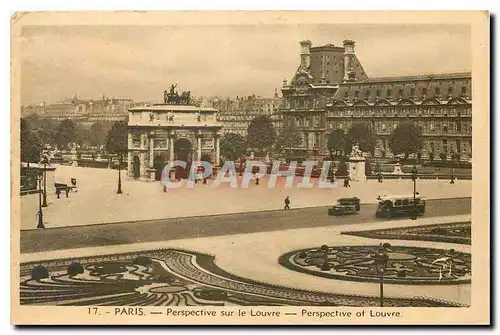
(21, 214, 471, 305)
(20, 165, 472, 230)
(19, 165, 473, 306)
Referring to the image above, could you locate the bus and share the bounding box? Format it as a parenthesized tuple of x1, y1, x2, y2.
(375, 194, 425, 219)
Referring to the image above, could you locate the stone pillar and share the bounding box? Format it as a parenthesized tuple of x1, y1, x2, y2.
(149, 137, 154, 168)
(197, 136, 202, 162)
(169, 137, 175, 162)
(169, 136, 175, 180)
(127, 133, 132, 177)
(140, 152, 146, 179)
(127, 152, 132, 177)
(215, 136, 220, 166)
(149, 136, 155, 180)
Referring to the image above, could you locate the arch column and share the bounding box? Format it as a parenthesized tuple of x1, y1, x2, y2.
(127, 133, 133, 177)
(215, 134, 220, 166)
(196, 131, 202, 162)
(168, 133, 175, 180)
(148, 132, 156, 181)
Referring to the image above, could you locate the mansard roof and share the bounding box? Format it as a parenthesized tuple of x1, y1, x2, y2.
(333, 72, 472, 102)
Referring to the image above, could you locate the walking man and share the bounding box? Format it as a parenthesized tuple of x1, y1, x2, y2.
(377, 172, 383, 183)
(345, 176, 351, 188)
(284, 196, 291, 210)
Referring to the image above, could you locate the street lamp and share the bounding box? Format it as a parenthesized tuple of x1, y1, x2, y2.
(41, 157, 48, 207)
(411, 165, 418, 220)
(372, 245, 389, 307)
(36, 174, 45, 229)
(117, 153, 123, 194)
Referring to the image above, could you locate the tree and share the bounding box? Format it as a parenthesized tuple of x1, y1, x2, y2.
(20, 118, 42, 164)
(389, 122, 423, 160)
(106, 121, 128, 156)
(54, 119, 77, 149)
(220, 133, 247, 161)
(90, 122, 106, 147)
(275, 123, 301, 155)
(327, 129, 347, 156)
(335, 157, 348, 177)
(246, 116, 276, 154)
(28, 116, 57, 146)
(346, 122, 377, 155)
(106, 121, 128, 194)
(74, 123, 91, 148)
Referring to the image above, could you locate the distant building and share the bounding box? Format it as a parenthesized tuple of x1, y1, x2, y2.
(206, 95, 282, 137)
(22, 94, 136, 123)
(281, 40, 472, 161)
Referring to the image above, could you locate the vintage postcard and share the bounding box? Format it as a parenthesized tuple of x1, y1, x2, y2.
(11, 11, 490, 325)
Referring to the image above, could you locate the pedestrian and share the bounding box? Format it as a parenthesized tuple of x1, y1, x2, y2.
(378, 172, 383, 183)
(284, 196, 291, 210)
(203, 178, 208, 185)
(163, 185, 167, 193)
(255, 176, 260, 185)
(343, 177, 348, 188)
(345, 176, 351, 188)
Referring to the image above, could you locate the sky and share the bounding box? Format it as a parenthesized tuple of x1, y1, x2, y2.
(20, 24, 471, 105)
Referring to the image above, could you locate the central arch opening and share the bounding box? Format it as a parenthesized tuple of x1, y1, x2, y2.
(174, 138, 192, 179)
(154, 153, 168, 181)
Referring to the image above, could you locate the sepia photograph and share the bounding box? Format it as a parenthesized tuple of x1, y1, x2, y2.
(11, 11, 490, 325)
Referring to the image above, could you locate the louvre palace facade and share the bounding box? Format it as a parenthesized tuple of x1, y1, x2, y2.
(280, 39, 472, 161)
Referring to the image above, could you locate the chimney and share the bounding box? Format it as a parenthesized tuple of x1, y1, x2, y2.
(300, 40, 312, 69)
(343, 40, 355, 82)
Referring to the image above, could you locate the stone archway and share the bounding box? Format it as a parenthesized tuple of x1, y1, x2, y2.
(132, 155, 140, 179)
(174, 138, 193, 179)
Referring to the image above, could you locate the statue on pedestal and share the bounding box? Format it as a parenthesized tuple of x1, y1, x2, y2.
(349, 144, 364, 160)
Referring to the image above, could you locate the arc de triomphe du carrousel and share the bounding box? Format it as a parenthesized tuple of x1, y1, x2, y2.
(127, 86, 222, 181)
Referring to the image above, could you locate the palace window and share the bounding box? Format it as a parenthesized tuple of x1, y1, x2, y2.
(376, 89, 380, 98)
(461, 86, 467, 97)
(430, 122, 435, 131)
(457, 122, 462, 133)
(422, 87, 428, 96)
(355, 90, 359, 98)
(443, 125, 448, 133)
(387, 89, 392, 97)
(448, 87, 453, 96)
(381, 123, 386, 131)
(365, 91, 370, 99)
(399, 89, 404, 97)
(410, 88, 416, 96)
(435, 87, 441, 96)
(344, 92, 348, 99)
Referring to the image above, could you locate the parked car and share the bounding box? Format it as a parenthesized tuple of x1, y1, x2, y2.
(328, 197, 361, 216)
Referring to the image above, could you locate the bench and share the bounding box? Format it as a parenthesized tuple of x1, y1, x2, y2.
(54, 183, 77, 198)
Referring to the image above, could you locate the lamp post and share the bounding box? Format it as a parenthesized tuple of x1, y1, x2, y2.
(411, 165, 418, 220)
(372, 246, 389, 307)
(41, 158, 48, 207)
(117, 153, 123, 194)
(36, 174, 45, 229)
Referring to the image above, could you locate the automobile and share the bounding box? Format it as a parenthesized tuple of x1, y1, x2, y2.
(375, 194, 425, 218)
(328, 197, 361, 216)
